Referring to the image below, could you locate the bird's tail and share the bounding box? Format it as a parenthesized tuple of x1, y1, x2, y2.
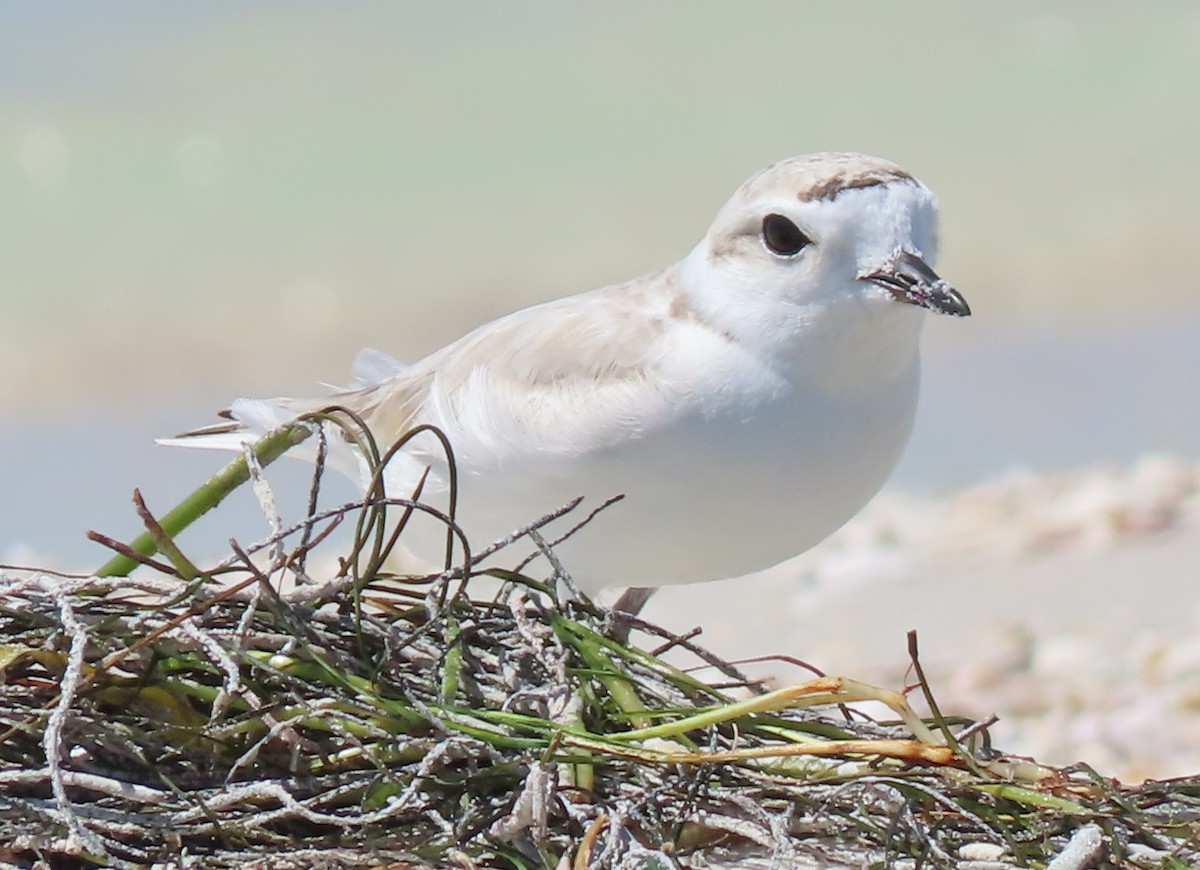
(157, 396, 366, 480)
(158, 348, 411, 481)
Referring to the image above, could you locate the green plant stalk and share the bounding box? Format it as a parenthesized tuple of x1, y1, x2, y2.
(554, 614, 728, 703)
(440, 612, 462, 704)
(95, 423, 314, 578)
(974, 783, 1091, 814)
(561, 623, 652, 730)
(602, 677, 936, 745)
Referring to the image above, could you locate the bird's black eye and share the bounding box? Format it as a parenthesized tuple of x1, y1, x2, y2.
(761, 214, 811, 257)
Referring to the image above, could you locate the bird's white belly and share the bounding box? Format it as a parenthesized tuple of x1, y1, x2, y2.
(396, 367, 920, 593)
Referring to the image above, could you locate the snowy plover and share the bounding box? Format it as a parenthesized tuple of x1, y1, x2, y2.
(165, 152, 969, 598)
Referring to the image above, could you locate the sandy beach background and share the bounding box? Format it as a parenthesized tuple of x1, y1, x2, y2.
(2, 4, 1198, 781)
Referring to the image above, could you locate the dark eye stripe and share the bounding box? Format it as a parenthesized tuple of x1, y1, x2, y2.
(761, 214, 811, 256)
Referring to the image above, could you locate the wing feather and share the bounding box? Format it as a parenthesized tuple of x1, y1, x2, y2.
(344, 267, 698, 460)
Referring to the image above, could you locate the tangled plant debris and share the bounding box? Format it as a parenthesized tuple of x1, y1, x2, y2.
(0, 415, 1197, 869)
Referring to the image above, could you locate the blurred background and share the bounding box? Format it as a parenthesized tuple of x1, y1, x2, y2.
(4, 2, 1200, 778)
(0, 2, 1197, 567)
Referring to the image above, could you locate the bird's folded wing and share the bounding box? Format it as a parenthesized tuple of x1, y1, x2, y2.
(345, 269, 724, 458)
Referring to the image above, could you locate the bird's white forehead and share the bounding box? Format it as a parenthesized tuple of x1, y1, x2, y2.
(732, 152, 916, 205)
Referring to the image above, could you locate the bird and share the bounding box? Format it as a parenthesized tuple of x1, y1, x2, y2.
(163, 152, 969, 606)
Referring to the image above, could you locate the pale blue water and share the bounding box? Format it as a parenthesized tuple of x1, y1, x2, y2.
(898, 311, 1200, 488)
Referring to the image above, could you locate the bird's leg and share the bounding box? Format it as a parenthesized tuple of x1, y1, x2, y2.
(611, 586, 656, 617)
(608, 586, 657, 642)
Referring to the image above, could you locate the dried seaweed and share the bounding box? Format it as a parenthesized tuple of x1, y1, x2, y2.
(0, 420, 1196, 869)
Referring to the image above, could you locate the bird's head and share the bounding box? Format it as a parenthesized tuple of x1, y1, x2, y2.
(682, 152, 969, 359)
